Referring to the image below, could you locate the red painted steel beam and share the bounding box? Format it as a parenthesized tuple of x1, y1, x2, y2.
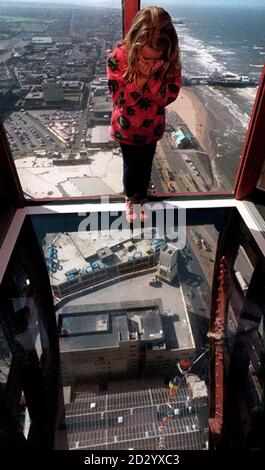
(122, 0, 140, 38)
(233, 65, 265, 199)
(208, 256, 227, 442)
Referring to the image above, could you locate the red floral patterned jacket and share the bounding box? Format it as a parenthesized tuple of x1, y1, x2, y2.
(106, 44, 182, 146)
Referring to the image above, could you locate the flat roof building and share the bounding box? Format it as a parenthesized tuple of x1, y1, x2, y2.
(173, 128, 196, 149)
(157, 243, 178, 283)
(90, 125, 110, 144)
(58, 299, 195, 385)
(43, 79, 64, 103)
(24, 91, 44, 107)
(32, 37, 53, 44)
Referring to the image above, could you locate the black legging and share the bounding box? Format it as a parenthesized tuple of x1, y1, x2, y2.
(120, 141, 157, 199)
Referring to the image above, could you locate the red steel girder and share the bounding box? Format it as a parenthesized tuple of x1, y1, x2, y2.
(122, 0, 140, 37)
(233, 65, 265, 199)
(208, 256, 229, 441)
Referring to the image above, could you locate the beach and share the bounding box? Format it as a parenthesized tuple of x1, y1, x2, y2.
(167, 86, 216, 160)
(167, 85, 246, 190)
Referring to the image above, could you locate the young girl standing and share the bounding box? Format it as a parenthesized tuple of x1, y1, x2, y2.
(107, 6, 182, 222)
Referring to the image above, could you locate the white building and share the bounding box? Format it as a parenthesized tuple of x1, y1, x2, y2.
(32, 37, 53, 45)
(157, 243, 178, 283)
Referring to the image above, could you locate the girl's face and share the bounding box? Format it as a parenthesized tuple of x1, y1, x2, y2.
(138, 45, 163, 64)
(137, 45, 164, 74)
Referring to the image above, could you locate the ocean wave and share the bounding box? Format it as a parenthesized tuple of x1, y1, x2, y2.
(213, 50, 235, 56)
(179, 32, 227, 73)
(236, 87, 258, 106)
(178, 22, 261, 125)
(204, 87, 250, 129)
(208, 46, 235, 55)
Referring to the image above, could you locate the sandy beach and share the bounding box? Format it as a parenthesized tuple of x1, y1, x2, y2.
(167, 86, 216, 159)
(167, 82, 251, 192)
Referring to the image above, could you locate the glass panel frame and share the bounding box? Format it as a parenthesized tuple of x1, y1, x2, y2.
(0, 0, 264, 203)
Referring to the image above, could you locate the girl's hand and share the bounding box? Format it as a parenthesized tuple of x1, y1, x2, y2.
(135, 74, 148, 89)
(137, 57, 153, 78)
(152, 59, 164, 73)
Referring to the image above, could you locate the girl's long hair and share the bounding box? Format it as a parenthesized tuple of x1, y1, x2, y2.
(123, 6, 182, 82)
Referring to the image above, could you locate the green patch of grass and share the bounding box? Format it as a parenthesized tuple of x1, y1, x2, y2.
(0, 15, 35, 22)
(0, 15, 56, 23)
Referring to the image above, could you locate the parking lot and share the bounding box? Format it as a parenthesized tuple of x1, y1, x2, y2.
(3, 109, 88, 157)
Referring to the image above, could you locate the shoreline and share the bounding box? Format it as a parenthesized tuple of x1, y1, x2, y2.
(167, 86, 234, 191)
(167, 86, 217, 160)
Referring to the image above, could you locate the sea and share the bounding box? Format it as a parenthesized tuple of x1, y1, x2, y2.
(143, 2, 265, 190)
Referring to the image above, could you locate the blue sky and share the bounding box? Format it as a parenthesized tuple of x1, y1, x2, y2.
(0, 0, 265, 7)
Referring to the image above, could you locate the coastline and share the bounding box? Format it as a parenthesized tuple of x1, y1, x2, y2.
(167, 86, 217, 160)
(167, 85, 238, 191)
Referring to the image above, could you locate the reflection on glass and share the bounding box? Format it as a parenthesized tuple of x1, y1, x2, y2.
(0, 224, 62, 448)
(0, 322, 31, 446)
(257, 160, 265, 192)
(233, 245, 254, 300)
(32, 209, 225, 450)
(226, 294, 264, 449)
(0, 2, 122, 199)
(0, 323, 12, 395)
